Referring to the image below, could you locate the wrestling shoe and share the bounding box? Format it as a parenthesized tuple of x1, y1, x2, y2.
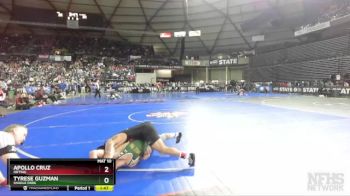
(188, 153, 195, 167)
(176, 132, 182, 144)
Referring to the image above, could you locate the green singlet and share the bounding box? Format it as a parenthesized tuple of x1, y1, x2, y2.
(118, 140, 148, 167)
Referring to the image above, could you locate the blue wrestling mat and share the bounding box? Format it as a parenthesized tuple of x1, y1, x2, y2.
(1, 92, 349, 195)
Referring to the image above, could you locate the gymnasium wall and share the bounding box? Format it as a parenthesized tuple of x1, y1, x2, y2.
(184, 67, 243, 83)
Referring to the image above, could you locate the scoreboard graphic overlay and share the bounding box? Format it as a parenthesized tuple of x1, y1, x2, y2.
(8, 159, 115, 191)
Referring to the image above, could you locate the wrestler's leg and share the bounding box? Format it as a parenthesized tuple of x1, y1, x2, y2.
(151, 139, 195, 166)
(159, 132, 182, 143)
(151, 139, 185, 158)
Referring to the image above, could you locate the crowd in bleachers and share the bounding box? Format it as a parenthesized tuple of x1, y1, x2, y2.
(0, 34, 181, 67)
(108, 80, 258, 95)
(105, 64, 135, 81)
(0, 58, 138, 106)
(0, 34, 153, 57)
(0, 34, 185, 113)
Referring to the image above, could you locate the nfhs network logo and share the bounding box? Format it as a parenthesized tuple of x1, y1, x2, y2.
(308, 172, 344, 192)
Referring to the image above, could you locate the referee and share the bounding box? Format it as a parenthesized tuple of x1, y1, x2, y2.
(94, 79, 101, 98)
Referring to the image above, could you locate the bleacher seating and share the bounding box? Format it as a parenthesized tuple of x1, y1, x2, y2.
(252, 35, 350, 68)
(248, 55, 350, 82)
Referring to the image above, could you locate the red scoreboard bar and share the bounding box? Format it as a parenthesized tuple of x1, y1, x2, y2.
(7, 159, 115, 191)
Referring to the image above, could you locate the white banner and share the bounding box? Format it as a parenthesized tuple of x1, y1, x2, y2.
(183, 60, 201, 66)
(130, 55, 142, 60)
(174, 31, 186, 38)
(294, 21, 330, 37)
(209, 58, 237, 66)
(63, 56, 71, 61)
(189, 30, 201, 37)
(272, 87, 350, 95)
(54, 55, 61, 61)
(136, 65, 183, 69)
(49, 55, 72, 62)
(252, 35, 264, 42)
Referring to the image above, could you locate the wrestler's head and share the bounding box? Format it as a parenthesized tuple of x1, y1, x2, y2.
(4, 124, 28, 145)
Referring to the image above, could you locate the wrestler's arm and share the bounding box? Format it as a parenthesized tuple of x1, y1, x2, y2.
(115, 159, 128, 169)
(1, 153, 20, 164)
(1, 153, 19, 185)
(103, 133, 127, 158)
(142, 146, 152, 160)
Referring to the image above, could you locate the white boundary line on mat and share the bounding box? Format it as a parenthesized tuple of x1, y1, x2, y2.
(16, 148, 39, 159)
(17, 107, 100, 158)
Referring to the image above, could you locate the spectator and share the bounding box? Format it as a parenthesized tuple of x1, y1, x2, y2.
(15, 93, 31, 110)
(0, 88, 6, 102)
